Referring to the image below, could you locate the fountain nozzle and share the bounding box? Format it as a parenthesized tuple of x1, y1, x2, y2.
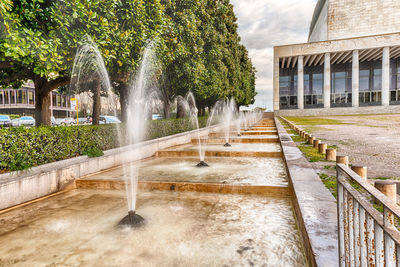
(118, 210, 145, 228)
(223, 142, 231, 147)
(196, 161, 209, 167)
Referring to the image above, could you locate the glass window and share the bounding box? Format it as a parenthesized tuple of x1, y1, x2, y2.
(359, 70, 370, 91)
(28, 91, 34, 105)
(4, 90, 9, 104)
(279, 76, 290, 95)
(304, 74, 311, 94)
(373, 68, 382, 91)
(57, 95, 61, 107)
(9, 90, 15, 104)
(312, 73, 323, 94)
(22, 90, 27, 104)
(332, 72, 346, 93)
(52, 92, 57, 107)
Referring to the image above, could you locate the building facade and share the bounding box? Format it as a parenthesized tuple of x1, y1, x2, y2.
(274, 0, 400, 115)
(0, 82, 72, 117)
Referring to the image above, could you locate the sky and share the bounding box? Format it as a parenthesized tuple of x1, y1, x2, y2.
(231, 0, 317, 111)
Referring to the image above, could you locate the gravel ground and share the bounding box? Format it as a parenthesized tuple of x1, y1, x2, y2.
(297, 114, 400, 179)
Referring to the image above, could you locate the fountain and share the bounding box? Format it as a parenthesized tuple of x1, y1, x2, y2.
(120, 41, 161, 227)
(222, 98, 236, 147)
(70, 36, 120, 123)
(236, 111, 243, 136)
(176, 92, 209, 167)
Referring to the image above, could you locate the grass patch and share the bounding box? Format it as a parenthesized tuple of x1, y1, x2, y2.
(319, 173, 337, 198)
(298, 144, 325, 162)
(304, 126, 334, 132)
(324, 165, 335, 170)
(374, 177, 392, 180)
(285, 116, 350, 126)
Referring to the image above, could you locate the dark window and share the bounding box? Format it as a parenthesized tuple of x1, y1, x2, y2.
(279, 67, 298, 109)
(303, 65, 324, 107)
(28, 90, 34, 105)
(0, 91, 3, 105)
(9, 90, 15, 104)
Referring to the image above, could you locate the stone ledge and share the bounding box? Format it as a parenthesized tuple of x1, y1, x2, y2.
(0, 124, 223, 211)
(275, 117, 338, 267)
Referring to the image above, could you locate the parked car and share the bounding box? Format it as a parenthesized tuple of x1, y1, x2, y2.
(12, 116, 35, 127)
(0, 115, 11, 127)
(63, 118, 75, 125)
(55, 118, 65, 125)
(99, 115, 121, 124)
(74, 117, 89, 124)
(152, 114, 163, 120)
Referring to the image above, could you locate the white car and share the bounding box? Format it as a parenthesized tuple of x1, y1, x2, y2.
(12, 116, 36, 127)
(99, 115, 121, 124)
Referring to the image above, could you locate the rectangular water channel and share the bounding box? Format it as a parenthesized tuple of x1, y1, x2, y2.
(81, 156, 288, 186)
(0, 189, 307, 266)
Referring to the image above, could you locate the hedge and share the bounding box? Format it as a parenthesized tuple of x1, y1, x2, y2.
(0, 117, 209, 173)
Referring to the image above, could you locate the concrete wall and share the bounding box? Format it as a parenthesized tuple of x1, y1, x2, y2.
(275, 104, 400, 117)
(328, 0, 400, 40)
(308, 0, 328, 42)
(0, 124, 222, 211)
(309, 0, 400, 41)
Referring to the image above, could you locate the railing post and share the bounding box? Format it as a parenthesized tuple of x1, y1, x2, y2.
(354, 200, 361, 267)
(348, 194, 355, 266)
(375, 224, 385, 267)
(383, 206, 396, 266)
(367, 214, 375, 265)
(337, 170, 346, 266)
(359, 206, 367, 266)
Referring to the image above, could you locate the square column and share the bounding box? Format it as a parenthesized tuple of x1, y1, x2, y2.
(273, 56, 280, 110)
(352, 50, 359, 107)
(382, 47, 390, 106)
(324, 53, 331, 108)
(297, 56, 304, 110)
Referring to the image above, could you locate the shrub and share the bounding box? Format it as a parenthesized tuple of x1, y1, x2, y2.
(0, 116, 212, 172)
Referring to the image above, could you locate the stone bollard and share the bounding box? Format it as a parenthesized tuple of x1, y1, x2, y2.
(308, 136, 315, 145)
(313, 139, 320, 148)
(326, 148, 336, 161)
(336, 155, 349, 166)
(318, 143, 327, 154)
(375, 180, 397, 202)
(351, 166, 367, 179)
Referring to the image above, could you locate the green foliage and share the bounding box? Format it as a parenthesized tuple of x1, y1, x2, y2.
(83, 146, 104, 158)
(319, 173, 337, 198)
(0, 117, 212, 172)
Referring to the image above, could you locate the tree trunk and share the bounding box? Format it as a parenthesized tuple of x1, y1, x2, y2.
(34, 89, 51, 126)
(163, 100, 170, 119)
(117, 83, 129, 123)
(33, 75, 71, 126)
(92, 80, 101, 125)
(176, 96, 185, 118)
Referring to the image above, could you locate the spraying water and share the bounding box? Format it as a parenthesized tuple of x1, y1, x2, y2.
(70, 36, 119, 121)
(222, 98, 236, 147)
(120, 41, 161, 227)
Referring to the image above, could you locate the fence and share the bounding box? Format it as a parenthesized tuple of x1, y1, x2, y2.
(337, 163, 400, 266)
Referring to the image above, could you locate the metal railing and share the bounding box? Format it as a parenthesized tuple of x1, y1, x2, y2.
(337, 163, 400, 266)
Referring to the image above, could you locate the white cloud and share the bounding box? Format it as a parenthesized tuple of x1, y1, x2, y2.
(231, 0, 317, 110)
